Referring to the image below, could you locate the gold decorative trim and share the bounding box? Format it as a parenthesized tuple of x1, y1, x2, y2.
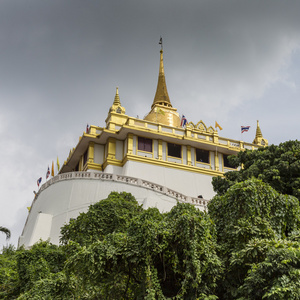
(187, 120, 217, 134)
(103, 158, 123, 170)
(85, 162, 103, 171)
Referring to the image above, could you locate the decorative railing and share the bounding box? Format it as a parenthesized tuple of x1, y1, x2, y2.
(36, 171, 209, 209)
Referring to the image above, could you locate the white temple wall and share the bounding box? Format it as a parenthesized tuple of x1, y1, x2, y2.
(121, 160, 215, 200)
(19, 177, 193, 248)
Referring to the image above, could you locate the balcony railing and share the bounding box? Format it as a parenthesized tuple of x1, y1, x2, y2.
(36, 171, 209, 209)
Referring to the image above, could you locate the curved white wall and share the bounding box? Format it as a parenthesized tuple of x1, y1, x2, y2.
(19, 172, 208, 248)
(121, 161, 215, 200)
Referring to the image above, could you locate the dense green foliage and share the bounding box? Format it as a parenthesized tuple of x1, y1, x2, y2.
(208, 178, 300, 299)
(212, 140, 300, 200)
(0, 192, 221, 299)
(0, 242, 70, 299)
(209, 140, 300, 299)
(2, 141, 300, 298)
(235, 239, 300, 299)
(60, 191, 143, 246)
(63, 198, 221, 299)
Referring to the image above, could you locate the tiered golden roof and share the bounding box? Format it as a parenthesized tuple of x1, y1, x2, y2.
(253, 120, 268, 146)
(144, 48, 181, 127)
(152, 49, 172, 108)
(109, 87, 125, 114)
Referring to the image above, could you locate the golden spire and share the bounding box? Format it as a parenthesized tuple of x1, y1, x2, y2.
(253, 120, 268, 146)
(144, 40, 181, 127)
(108, 87, 125, 114)
(255, 120, 263, 138)
(113, 87, 121, 106)
(105, 87, 127, 129)
(151, 48, 172, 108)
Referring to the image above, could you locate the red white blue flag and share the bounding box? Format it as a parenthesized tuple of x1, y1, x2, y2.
(241, 126, 250, 133)
(46, 166, 50, 179)
(181, 115, 187, 127)
(37, 177, 42, 187)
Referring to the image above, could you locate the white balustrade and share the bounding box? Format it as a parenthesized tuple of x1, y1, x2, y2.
(35, 171, 208, 209)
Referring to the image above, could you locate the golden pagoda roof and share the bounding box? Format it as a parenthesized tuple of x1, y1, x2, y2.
(151, 49, 172, 109)
(255, 120, 263, 139)
(113, 87, 121, 106)
(144, 42, 181, 127)
(253, 120, 268, 146)
(108, 87, 125, 115)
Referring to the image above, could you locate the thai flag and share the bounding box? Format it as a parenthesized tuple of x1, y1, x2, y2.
(46, 166, 50, 179)
(241, 126, 250, 133)
(181, 115, 187, 127)
(37, 177, 42, 187)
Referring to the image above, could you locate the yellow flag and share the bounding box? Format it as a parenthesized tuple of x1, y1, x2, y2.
(51, 161, 54, 176)
(57, 157, 60, 172)
(215, 121, 223, 131)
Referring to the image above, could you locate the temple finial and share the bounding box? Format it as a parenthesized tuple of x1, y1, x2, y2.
(143, 43, 181, 127)
(151, 40, 172, 108)
(255, 120, 263, 138)
(108, 87, 125, 115)
(159, 36, 163, 50)
(253, 120, 268, 146)
(113, 87, 121, 106)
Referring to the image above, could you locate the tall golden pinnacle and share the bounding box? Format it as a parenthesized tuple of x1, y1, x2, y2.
(144, 40, 181, 127)
(151, 49, 172, 108)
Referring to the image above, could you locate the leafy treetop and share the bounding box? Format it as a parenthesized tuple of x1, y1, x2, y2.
(213, 140, 300, 200)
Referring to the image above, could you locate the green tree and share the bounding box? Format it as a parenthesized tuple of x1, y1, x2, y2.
(212, 140, 300, 200)
(0, 242, 76, 300)
(0, 245, 18, 299)
(63, 194, 222, 299)
(16, 241, 67, 296)
(208, 178, 300, 299)
(60, 191, 143, 246)
(234, 239, 300, 299)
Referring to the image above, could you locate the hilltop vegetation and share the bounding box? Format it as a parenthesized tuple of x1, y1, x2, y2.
(1, 140, 300, 299)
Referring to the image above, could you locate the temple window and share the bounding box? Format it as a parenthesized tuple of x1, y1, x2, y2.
(223, 154, 235, 168)
(196, 149, 209, 163)
(138, 137, 152, 152)
(168, 143, 181, 158)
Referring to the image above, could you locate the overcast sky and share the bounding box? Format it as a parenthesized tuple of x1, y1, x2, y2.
(1, 0, 300, 247)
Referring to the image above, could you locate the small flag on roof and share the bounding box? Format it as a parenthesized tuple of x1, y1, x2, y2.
(46, 166, 50, 179)
(241, 126, 250, 133)
(181, 115, 187, 127)
(51, 161, 54, 177)
(37, 177, 42, 187)
(215, 121, 223, 131)
(57, 156, 60, 172)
